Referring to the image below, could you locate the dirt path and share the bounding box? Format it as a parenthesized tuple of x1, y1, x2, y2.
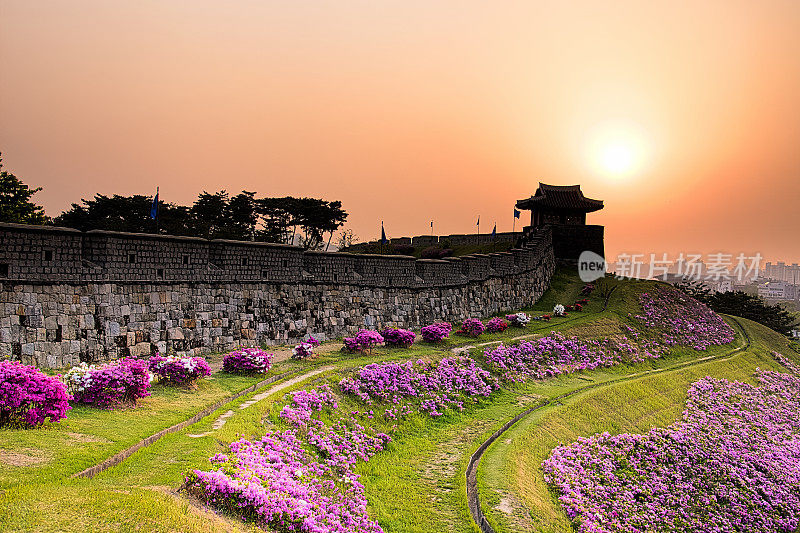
(188, 365, 335, 437)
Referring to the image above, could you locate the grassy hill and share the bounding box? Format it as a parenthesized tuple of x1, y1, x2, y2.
(1, 269, 797, 532)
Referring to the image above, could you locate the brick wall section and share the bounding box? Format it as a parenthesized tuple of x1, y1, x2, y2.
(0, 222, 557, 368)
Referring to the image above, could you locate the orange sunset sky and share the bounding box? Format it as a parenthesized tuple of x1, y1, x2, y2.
(1, 1, 798, 263)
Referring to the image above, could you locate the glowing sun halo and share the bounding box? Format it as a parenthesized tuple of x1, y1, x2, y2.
(585, 121, 651, 179)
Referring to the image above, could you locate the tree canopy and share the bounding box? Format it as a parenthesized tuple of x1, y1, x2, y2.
(0, 153, 48, 225)
(53, 190, 347, 249)
(676, 281, 799, 337)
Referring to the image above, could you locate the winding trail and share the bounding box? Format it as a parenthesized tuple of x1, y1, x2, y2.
(187, 365, 334, 438)
(464, 306, 752, 532)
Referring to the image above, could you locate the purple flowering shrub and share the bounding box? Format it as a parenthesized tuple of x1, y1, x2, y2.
(184, 430, 384, 533)
(340, 356, 500, 417)
(380, 328, 416, 348)
(485, 317, 509, 333)
(343, 330, 384, 353)
(635, 286, 735, 350)
(222, 348, 272, 374)
(458, 318, 486, 337)
(0, 361, 71, 427)
(484, 332, 667, 382)
(280, 385, 391, 473)
(64, 359, 151, 408)
(148, 355, 211, 386)
(420, 322, 452, 343)
(543, 370, 800, 532)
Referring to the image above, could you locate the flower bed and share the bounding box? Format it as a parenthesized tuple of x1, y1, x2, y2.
(420, 322, 452, 343)
(64, 359, 151, 407)
(148, 355, 211, 386)
(380, 328, 416, 348)
(222, 348, 272, 374)
(485, 317, 509, 333)
(458, 318, 486, 337)
(0, 361, 71, 427)
(188, 382, 391, 533)
(340, 356, 500, 417)
(505, 312, 531, 327)
(635, 286, 735, 350)
(184, 430, 384, 533)
(484, 332, 667, 382)
(343, 330, 384, 353)
(543, 370, 800, 532)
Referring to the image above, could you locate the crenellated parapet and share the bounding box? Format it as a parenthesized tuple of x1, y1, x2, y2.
(0, 222, 552, 288)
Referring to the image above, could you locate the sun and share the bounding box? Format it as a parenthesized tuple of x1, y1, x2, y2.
(584, 121, 651, 179)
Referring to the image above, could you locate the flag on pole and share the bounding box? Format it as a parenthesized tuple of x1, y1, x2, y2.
(513, 209, 520, 219)
(430, 221, 433, 228)
(150, 187, 159, 220)
(381, 222, 387, 244)
(491, 223, 497, 238)
(476, 215, 480, 226)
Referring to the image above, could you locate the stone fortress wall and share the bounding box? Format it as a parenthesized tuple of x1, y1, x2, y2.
(0, 222, 557, 368)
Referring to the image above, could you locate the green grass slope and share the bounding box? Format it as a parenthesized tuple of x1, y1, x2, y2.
(0, 269, 796, 532)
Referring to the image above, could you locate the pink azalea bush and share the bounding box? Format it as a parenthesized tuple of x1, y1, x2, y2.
(484, 332, 667, 382)
(292, 342, 316, 360)
(222, 348, 272, 374)
(148, 355, 211, 386)
(0, 361, 71, 427)
(459, 318, 486, 337)
(64, 359, 151, 407)
(485, 317, 509, 333)
(340, 356, 500, 418)
(420, 322, 452, 343)
(380, 328, 416, 348)
(343, 330, 384, 353)
(543, 370, 800, 532)
(635, 286, 735, 350)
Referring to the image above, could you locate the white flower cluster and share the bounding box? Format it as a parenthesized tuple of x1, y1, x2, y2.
(511, 312, 531, 325)
(292, 343, 315, 358)
(63, 362, 97, 393)
(553, 304, 566, 317)
(153, 355, 198, 373)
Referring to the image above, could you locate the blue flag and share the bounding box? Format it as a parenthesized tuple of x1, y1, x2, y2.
(491, 224, 497, 237)
(513, 208, 520, 219)
(381, 223, 387, 244)
(150, 187, 159, 220)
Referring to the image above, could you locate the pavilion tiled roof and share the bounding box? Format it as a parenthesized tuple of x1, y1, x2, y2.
(516, 183, 604, 213)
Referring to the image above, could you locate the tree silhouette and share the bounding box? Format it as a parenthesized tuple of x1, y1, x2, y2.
(0, 153, 48, 225)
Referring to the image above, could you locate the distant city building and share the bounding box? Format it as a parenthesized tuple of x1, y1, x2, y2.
(757, 280, 797, 300)
(763, 261, 800, 284)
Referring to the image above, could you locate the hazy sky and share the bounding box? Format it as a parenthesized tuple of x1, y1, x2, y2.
(1, 1, 798, 262)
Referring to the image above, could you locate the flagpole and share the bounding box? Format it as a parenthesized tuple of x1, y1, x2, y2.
(155, 187, 159, 235)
